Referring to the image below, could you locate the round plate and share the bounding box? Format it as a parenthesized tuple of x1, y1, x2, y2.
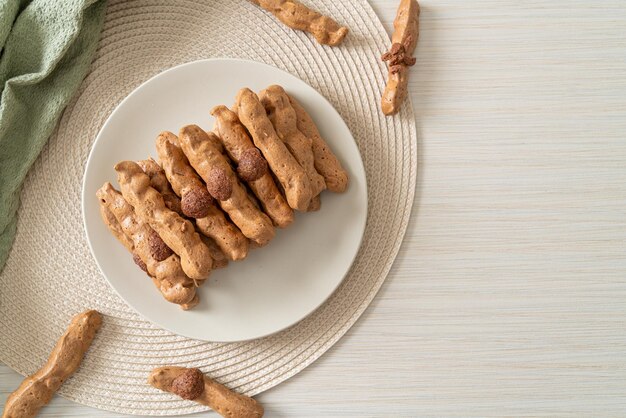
(82, 59, 367, 342)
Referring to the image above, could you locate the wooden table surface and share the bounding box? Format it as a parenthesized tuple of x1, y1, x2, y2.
(3, 0, 626, 416)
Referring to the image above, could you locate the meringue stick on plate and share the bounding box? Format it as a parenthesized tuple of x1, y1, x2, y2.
(115, 160, 213, 281)
(137, 157, 183, 214)
(286, 93, 349, 192)
(211, 105, 294, 227)
(235, 88, 312, 211)
(97, 183, 198, 308)
(156, 131, 249, 260)
(178, 125, 275, 246)
(259, 85, 327, 201)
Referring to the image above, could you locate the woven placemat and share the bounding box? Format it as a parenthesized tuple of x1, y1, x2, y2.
(0, 0, 416, 415)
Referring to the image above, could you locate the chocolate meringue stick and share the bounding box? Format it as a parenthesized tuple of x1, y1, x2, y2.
(211, 105, 294, 227)
(156, 131, 249, 260)
(286, 93, 349, 193)
(2, 310, 102, 418)
(178, 125, 275, 246)
(235, 88, 312, 211)
(115, 160, 213, 281)
(381, 0, 420, 115)
(149, 367, 264, 418)
(251, 0, 348, 46)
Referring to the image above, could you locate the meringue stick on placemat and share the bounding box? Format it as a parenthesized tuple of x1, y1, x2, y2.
(2, 310, 102, 418)
(250, 0, 348, 46)
(381, 0, 420, 115)
(149, 367, 264, 418)
(156, 131, 249, 260)
(211, 105, 294, 228)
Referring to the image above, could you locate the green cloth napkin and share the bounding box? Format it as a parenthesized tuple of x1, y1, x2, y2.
(0, 0, 106, 272)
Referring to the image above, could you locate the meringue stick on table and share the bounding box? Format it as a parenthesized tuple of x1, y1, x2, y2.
(211, 105, 294, 227)
(2, 310, 102, 418)
(235, 88, 312, 211)
(115, 160, 213, 281)
(381, 0, 420, 115)
(250, 0, 348, 46)
(156, 131, 249, 260)
(149, 366, 264, 418)
(178, 125, 275, 246)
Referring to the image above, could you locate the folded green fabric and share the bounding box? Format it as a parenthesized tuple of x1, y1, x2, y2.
(0, 0, 106, 272)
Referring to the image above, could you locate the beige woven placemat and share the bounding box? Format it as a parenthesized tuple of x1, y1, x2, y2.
(0, 0, 416, 415)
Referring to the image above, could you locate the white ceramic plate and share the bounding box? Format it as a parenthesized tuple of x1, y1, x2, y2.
(82, 59, 367, 342)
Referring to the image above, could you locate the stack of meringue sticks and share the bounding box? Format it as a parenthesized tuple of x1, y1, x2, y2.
(97, 85, 349, 310)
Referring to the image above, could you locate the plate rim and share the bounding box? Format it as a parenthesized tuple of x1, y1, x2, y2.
(81, 58, 368, 342)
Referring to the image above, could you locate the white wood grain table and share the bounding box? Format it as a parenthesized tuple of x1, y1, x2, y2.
(3, 0, 626, 416)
